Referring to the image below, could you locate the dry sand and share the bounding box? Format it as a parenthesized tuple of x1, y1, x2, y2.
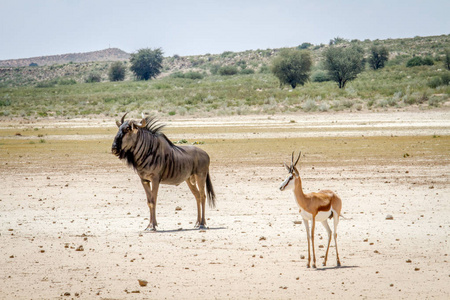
(1, 110, 449, 299)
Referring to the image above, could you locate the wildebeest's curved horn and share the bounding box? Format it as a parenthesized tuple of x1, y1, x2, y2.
(116, 112, 128, 127)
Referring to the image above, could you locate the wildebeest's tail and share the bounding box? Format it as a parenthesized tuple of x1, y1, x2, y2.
(206, 172, 216, 208)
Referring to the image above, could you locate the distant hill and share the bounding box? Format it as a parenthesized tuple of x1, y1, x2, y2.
(0, 48, 130, 67)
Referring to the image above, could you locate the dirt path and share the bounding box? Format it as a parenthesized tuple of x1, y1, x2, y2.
(1, 110, 449, 299)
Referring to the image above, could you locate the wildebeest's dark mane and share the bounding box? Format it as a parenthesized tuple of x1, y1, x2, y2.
(118, 116, 186, 171)
(140, 116, 166, 135)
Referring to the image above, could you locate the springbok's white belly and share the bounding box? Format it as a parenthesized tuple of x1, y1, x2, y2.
(300, 209, 332, 222)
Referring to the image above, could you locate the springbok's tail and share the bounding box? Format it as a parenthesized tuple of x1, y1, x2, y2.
(206, 172, 216, 208)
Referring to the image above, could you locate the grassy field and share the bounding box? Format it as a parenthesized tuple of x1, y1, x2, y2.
(1, 35, 449, 118)
(1, 66, 449, 118)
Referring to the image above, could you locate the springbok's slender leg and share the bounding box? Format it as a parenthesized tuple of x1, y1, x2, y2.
(322, 220, 332, 266)
(141, 179, 159, 231)
(311, 216, 317, 268)
(196, 173, 207, 228)
(303, 218, 311, 268)
(186, 177, 202, 228)
(333, 214, 341, 266)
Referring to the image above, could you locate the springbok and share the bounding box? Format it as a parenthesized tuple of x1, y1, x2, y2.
(279, 151, 342, 268)
(112, 113, 216, 231)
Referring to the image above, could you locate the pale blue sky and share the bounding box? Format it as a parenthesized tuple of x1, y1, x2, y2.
(0, 0, 449, 60)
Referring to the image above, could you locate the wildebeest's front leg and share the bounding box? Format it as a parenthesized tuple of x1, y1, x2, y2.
(141, 179, 160, 231)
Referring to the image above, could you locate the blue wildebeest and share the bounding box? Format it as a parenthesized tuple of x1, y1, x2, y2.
(112, 113, 216, 231)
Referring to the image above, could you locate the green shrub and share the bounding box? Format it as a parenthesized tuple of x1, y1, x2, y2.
(170, 71, 204, 80)
(258, 65, 270, 73)
(428, 77, 443, 88)
(311, 70, 330, 82)
(302, 99, 317, 111)
(219, 66, 239, 76)
(406, 56, 434, 67)
(210, 64, 221, 75)
(406, 56, 424, 67)
(0, 98, 11, 106)
(58, 78, 77, 85)
(441, 72, 450, 85)
(184, 72, 204, 80)
(85, 73, 101, 83)
(108, 61, 126, 81)
(298, 42, 313, 49)
(422, 57, 434, 66)
(240, 69, 255, 75)
(36, 80, 57, 88)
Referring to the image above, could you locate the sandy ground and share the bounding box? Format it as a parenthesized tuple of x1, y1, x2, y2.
(1, 110, 449, 299)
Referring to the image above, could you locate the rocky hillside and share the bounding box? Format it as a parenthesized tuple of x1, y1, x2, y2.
(0, 48, 130, 67)
(0, 34, 449, 87)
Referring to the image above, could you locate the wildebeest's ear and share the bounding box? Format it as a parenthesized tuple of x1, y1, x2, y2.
(130, 121, 140, 131)
(116, 120, 121, 128)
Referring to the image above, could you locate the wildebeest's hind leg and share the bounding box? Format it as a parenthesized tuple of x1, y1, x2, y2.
(195, 173, 208, 228)
(185, 176, 202, 228)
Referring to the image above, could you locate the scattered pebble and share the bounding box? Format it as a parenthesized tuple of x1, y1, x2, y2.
(175, 206, 182, 211)
(386, 214, 394, 220)
(138, 279, 148, 287)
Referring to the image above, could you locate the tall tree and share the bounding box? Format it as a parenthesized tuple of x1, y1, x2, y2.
(323, 46, 365, 88)
(130, 48, 163, 80)
(368, 45, 389, 70)
(271, 49, 312, 89)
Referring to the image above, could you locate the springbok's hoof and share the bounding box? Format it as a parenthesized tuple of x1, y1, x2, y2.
(312, 264, 317, 269)
(144, 227, 156, 232)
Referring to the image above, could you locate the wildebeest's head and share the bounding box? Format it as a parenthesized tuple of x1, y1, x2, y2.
(111, 112, 147, 157)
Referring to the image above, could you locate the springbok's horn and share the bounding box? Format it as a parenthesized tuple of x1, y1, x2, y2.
(294, 151, 301, 167)
(284, 162, 291, 171)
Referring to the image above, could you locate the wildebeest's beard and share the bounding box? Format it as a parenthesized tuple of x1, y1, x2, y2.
(112, 127, 136, 168)
(111, 128, 124, 157)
